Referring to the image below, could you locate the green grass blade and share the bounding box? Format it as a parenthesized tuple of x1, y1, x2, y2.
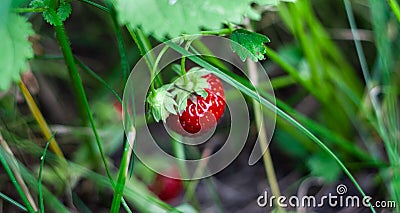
(74, 57, 122, 103)
(0, 191, 28, 212)
(14, 154, 71, 213)
(343, 0, 371, 83)
(110, 138, 133, 213)
(388, 0, 400, 23)
(346, 0, 400, 206)
(54, 20, 135, 213)
(127, 27, 163, 87)
(77, 0, 110, 13)
(38, 140, 51, 213)
(109, 4, 129, 83)
(171, 134, 189, 179)
(109, 13, 135, 207)
(53, 22, 115, 186)
(0, 137, 36, 213)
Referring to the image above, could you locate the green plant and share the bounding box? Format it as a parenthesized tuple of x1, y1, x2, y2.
(0, 0, 398, 212)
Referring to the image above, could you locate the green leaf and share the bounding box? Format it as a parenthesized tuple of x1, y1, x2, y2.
(230, 29, 270, 62)
(57, 2, 72, 22)
(0, 13, 34, 91)
(115, 0, 280, 39)
(307, 152, 342, 183)
(29, 0, 45, 8)
(30, 0, 71, 26)
(42, 9, 60, 26)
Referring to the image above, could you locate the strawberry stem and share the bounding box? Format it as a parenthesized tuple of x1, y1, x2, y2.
(180, 39, 195, 84)
(151, 45, 169, 92)
(174, 84, 195, 95)
(180, 54, 187, 84)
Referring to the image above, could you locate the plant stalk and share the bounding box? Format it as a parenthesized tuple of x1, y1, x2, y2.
(247, 59, 283, 212)
(52, 15, 117, 183)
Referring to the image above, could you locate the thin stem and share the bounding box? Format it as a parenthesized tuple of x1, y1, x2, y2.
(14, 7, 45, 13)
(204, 179, 223, 213)
(107, 4, 135, 209)
(53, 21, 114, 187)
(110, 136, 134, 213)
(342, 0, 371, 84)
(0, 191, 27, 212)
(388, 0, 400, 23)
(244, 21, 282, 210)
(76, 0, 110, 13)
(171, 135, 200, 208)
(171, 135, 189, 179)
(247, 54, 283, 212)
(180, 53, 187, 76)
(184, 144, 213, 201)
(174, 84, 194, 94)
(109, 4, 129, 83)
(199, 28, 232, 35)
(151, 45, 169, 92)
(53, 20, 133, 213)
(192, 40, 226, 70)
(74, 57, 122, 103)
(38, 140, 51, 213)
(180, 40, 195, 84)
(0, 134, 37, 213)
(56, 33, 88, 122)
(128, 27, 163, 87)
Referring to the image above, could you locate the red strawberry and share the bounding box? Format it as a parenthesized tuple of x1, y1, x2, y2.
(167, 73, 226, 135)
(149, 168, 183, 202)
(113, 100, 123, 120)
(113, 101, 122, 114)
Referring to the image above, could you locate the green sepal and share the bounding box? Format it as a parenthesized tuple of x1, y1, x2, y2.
(57, 2, 72, 22)
(176, 92, 191, 113)
(146, 84, 178, 122)
(146, 67, 214, 121)
(172, 67, 211, 113)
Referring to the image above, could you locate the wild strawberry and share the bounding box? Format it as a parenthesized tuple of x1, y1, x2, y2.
(147, 67, 226, 136)
(167, 69, 226, 136)
(149, 167, 183, 202)
(113, 101, 122, 119)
